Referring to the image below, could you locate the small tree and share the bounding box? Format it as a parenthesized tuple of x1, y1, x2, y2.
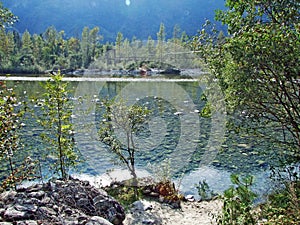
(99, 99, 150, 198)
(156, 23, 166, 67)
(37, 71, 78, 179)
(0, 82, 36, 189)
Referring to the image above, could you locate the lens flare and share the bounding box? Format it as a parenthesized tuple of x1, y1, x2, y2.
(125, 0, 131, 6)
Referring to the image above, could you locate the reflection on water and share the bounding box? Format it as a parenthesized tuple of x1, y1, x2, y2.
(179, 166, 272, 202)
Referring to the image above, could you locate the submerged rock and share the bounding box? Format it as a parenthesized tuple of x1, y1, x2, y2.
(0, 178, 125, 225)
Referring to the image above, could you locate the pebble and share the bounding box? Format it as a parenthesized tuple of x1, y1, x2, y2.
(185, 194, 195, 202)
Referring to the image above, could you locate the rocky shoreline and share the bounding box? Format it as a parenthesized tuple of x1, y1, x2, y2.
(0, 178, 222, 225)
(0, 178, 125, 225)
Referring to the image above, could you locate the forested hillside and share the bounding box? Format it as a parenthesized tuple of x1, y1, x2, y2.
(2, 0, 224, 41)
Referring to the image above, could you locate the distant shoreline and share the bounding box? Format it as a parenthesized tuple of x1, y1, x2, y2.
(0, 76, 199, 82)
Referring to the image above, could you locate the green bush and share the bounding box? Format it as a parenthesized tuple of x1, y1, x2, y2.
(196, 179, 217, 201)
(0, 81, 38, 190)
(260, 166, 300, 224)
(217, 174, 257, 225)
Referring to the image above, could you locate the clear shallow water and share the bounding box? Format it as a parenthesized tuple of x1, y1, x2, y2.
(0, 77, 282, 199)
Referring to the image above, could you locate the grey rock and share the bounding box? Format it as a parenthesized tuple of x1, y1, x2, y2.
(40, 196, 51, 205)
(52, 192, 60, 199)
(0, 191, 17, 203)
(106, 207, 123, 225)
(86, 216, 114, 225)
(75, 193, 88, 199)
(52, 204, 59, 212)
(25, 184, 43, 192)
(3, 207, 26, 220)
(93, 195, 125, 225)
(54, 179, 65, 185)
(0, 208, 6, 215)
(77, 198, 90, 207)
(148, 192, 159, 197)
(64, 219, 79, 225)
(132, 200, 153, 211)
(64, 207, 73, 216)
(92, 195, 108, 206)
(15, 221, 38, 225)
(27, 191, 45, 199)
(141, 219, 158, 225)
(38, 206, 56, 216)
(15, 204, 38, 212)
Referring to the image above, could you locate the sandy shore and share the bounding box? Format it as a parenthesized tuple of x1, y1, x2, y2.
(124, 199, 222, 225)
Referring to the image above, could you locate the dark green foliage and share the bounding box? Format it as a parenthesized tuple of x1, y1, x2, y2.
(260, 166, 300, 224)
(191, 0, 300, 155)
(191, 4, 300, 222)
(0, 84, 23, 162)
(0, 22, 194, 74)
(0, 24, 101, 73)
(1, 156, 38, 190)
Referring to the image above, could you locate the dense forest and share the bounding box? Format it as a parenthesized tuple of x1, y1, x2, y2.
(0, 23, 193, 74)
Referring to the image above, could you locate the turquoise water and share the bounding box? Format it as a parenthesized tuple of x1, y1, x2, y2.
(0, 77, 286, 199)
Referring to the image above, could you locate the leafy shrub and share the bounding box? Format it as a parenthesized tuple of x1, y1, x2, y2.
(260, 166, 300, 224)
(105, 183, 143, 208)
(148, 159, 184, 206)
(196, 179, 218, 201)
(0, 81, 38, 190)
(217, 174, 257, 225)
(1, 157, 39, 190)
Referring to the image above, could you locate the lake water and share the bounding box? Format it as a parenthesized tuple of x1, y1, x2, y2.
(0, 76, 282, 200)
